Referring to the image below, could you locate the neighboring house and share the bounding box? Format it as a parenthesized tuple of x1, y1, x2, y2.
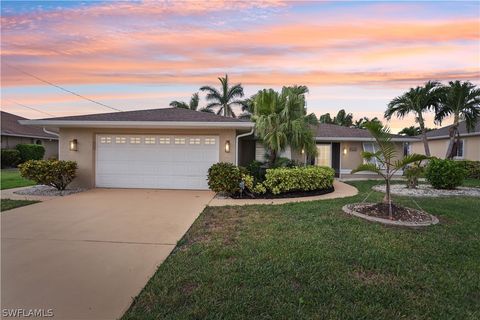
(1, 111, 59, 159)
(410, 121, 480, 161)
(20, 108, 254, 189)
(245, 123, 417, 178)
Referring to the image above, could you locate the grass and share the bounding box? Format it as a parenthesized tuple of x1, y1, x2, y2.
(1, 169, 35, 190)
(463, 178, 480, 188)
(1, 199, 39, 211)
(123, 180, 480, 320)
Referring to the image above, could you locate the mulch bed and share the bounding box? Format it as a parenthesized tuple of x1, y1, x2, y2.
(230, 186, 335, 199)
(353, 203, 434, 223)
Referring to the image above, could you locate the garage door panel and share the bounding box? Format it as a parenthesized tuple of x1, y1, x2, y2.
(95, 135, 219, 189)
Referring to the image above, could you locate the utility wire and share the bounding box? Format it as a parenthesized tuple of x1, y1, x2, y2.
(5, 63, 123, 112)
(4, 99, 55, 117)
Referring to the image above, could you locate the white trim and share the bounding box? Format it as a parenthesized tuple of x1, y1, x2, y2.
(426, 132, 480, 140)
(19, 120, 254, 129)
(315, 137, 418, 142)
(0, 133, 58, 140)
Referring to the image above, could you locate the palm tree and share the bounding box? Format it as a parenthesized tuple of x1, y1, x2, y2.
(333, 109, 353, 127)
(237, 95, 255, 120)
(398, 126, 423, 136)
(353, 117, 382, 129)
(253, 86, 316, 165)
(169, 93, 200, 110)
(435, 81, 480, 159)
(385, 81, 443, 156)
(200, 74, 244, 117)
(351, 122, 429, 219)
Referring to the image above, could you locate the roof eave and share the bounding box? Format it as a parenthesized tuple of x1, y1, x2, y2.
(425, 132, 480, 140)
(315, 136, 418, 142)
(1, 132, 59, 140)
(18, 120, 254, 129)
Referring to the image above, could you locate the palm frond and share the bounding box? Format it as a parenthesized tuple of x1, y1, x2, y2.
(351, 163, 384, 176)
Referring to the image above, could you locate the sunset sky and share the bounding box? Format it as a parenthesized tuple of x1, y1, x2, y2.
(1, 0, 479, 132)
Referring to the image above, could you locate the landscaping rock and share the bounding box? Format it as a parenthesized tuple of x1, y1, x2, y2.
(13, 185, 85, 197)
(372, 184, 480, 197)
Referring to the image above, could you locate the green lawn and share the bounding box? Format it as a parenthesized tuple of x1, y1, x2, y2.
(1, 169, 35, 190)
(123, 180, 480, 320)
(463, 178, 480, 188)
(1, 199, 39, 211)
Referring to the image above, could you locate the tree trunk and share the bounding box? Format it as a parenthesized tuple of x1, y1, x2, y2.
(418, 117, 430, 157)
(270, 149, 277, 167)
(445, 115, 459, 159)
(383, 179, 393, 220)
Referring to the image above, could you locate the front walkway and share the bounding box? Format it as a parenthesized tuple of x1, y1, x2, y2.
(1, 188, 215, 319)
(208, 180, 358, 206)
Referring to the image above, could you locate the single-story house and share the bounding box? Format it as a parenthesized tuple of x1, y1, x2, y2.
(20, 108, 417, 189)
(1, 111, 59, 159)
(410, 121, 480, 161)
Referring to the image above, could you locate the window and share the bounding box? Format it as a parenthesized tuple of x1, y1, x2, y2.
(115, 137, 126, 144)
(189, 138, 201, 145)
(100, 137, 111, 144)
(315, 144, 331, 167)
(204, 138, 216, 145)
(362, 142, 384, 168)
(159, 137, 170, 144)
(174, 137, 186, 145)
(145, 137, 156, 144)
(130, 137, 141, 144)
(453, 140, 464, 159)
(35, 139, 42, 145)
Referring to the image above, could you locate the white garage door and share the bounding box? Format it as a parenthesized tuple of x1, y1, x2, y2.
(95, 134, 219, 189)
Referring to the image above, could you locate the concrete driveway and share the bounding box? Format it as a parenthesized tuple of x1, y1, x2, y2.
(1, 188, 214, 319)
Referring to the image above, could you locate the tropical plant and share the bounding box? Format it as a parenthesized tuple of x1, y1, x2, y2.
(425, 158, 466, 189)
(351, 122, 429, 219)
(435, 81, 480, 159)
(319, 109, 353, 127)
(200, 74, 244, 117)
(252, 86, 317, 165)
(18, 160, 77, 190)
(238, 95, 255, 119)
(353, 117, 382, 129)
(319, 113, 333, 124)
(169, 92, 199, 110)
(385, 80, 443, 156)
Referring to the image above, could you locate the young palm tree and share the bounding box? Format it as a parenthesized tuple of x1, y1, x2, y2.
(385, 81, 443, 156)
(435, 81, 480, 159)
(200, 74, 244, 117)
(351, 122, 429, 219)
(253, 86, 316, 165)
(169, 93, 200, 110)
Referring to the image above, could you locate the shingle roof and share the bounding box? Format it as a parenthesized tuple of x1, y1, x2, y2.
(39, 107, 248, 123)
(314, 123, 412, 140)
(1, 111, 58, 139)
(425, 121, 480, 139)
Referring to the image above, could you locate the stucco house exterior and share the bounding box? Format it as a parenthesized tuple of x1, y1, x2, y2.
(410, 121, 480, 161)
(21, 108, 417, 189)
(1, 111, 59, 159)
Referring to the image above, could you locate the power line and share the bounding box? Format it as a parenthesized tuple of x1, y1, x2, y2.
(5, 63, 123, 112)
(4, 99, 55, 117)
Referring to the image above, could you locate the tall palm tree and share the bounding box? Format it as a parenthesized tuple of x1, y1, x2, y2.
(385, 81, 443, 156)
(436, 81, 480, 159)
(200, 74, 244, 117)
(169, 92, 200, 110)
(253, 86, 316, 165)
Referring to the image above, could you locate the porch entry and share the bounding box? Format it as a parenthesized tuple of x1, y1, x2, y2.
(315, 143, 340, 178)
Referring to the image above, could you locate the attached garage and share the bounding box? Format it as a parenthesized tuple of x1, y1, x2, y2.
(96, 134, 219, 189)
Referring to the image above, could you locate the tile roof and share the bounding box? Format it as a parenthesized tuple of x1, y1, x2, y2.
(314, 123, 411, 140)
(1, 111, 58, 139)
(38, 107, 248, 123)
(426, 121, 480, 138)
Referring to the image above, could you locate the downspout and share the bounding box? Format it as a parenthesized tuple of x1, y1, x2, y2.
(235, 128, 254, 165)
(43, 127, 59, 138)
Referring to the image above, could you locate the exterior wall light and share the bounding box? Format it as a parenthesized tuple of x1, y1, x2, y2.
(225, 140, 230, 153)
(343, 147, 347, 155)
(301, 148, 305, 155)
(69, 139, 78, 151)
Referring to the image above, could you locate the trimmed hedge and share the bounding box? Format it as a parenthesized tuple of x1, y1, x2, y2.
(456, 160, 480, 179)
(263, 166, 335, 195)
(207, 162, 242, 195)
(425, 158, 466, 190)
(19, 160, 77, 190)
(1, 149, 21, 168)
(16, 144, 45, 162)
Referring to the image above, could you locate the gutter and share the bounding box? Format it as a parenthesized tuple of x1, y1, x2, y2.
(235, 128, 255, 165)
(315, 137, 419, 142)
(43, 127, 59, 137)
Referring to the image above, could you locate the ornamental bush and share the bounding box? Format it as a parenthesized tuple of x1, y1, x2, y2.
(263, 166, 335, 195)
(19, 160, 77, 190)
(425, 158, 466, 190)
(456, 160, 480, 179)
(404, 163, 424, 189)
(207, 162, 242, 195)
(1, 149, 21, 168)
(16, 144, 45, 163)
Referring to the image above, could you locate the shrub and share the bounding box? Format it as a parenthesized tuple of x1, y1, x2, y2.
(264, 166, 335, 195)
(207, 162, 242, 195)
(252, 183, 267, 194)
(425, 158, 466, 189)
(1, 149, 21, 168)
(16, 144, 45, 163)
(456, 160, 480, 179)
(404, 163, 424, 189)
(18, 160, 77, 190)
(246, 160, 266, 183)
